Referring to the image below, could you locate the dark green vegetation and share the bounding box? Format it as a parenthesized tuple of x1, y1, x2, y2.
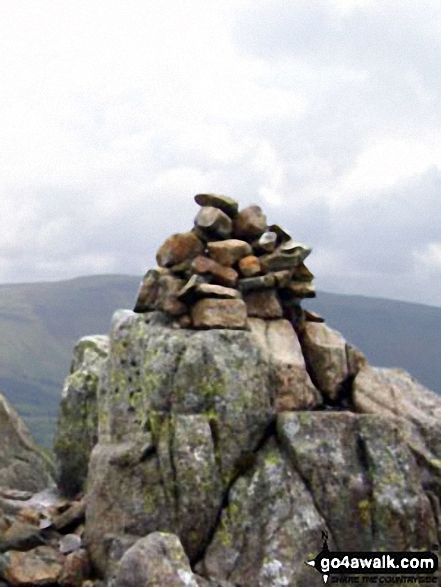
(0, 274, 439, 448)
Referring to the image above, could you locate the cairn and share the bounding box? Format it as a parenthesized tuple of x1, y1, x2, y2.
(133, 194, 322, 329)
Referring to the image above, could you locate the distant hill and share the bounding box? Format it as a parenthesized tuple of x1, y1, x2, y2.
(0, 274, 439, 447)
(0, 275, 140, 447)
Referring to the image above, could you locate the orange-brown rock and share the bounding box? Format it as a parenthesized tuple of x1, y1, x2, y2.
(192, 255, 238, 288)
(243, 289, 283, 319)
(1, 546, 64, 585)
(191, 298, 247, 329)
(59, 548, 90, 587)
(238, 255, 261, 277)
(194, 206, 232, 239)
(178, 314, 192, 328)
(207, 239, 252, 267)
(156, 232, 204, 268)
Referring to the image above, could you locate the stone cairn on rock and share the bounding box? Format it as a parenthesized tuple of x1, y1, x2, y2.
(133, 193, 322, 329)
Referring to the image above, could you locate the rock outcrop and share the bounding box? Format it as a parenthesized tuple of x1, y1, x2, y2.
(2, 194, 441, 586)
(0, 392, 54, 493)
(54, 335, 109, 496)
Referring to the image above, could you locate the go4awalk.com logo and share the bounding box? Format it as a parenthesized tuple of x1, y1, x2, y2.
(305, 532, 439, 584)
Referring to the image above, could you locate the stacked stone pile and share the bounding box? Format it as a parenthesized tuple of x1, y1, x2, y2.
(133, 193, 320, 329)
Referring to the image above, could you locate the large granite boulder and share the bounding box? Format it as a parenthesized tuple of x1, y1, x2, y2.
(53, 309, 441, 584)
(0, 392, 54, 493)
(199, 412, 437, 586)
(54, 335, 109, 497)
(84, 310, 276, 573)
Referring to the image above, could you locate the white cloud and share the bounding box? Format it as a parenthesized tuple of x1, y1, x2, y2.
(0, 0, 440, 306)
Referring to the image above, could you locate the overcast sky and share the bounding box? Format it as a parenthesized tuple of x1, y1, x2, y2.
(1, 0, 441, 306)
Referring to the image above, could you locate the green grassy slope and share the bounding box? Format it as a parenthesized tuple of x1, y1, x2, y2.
(0, 274, 439, 448)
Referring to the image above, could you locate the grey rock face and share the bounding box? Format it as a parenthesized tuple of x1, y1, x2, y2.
(115, 532, 200, 587)
(277, 412, 436, 551)
(85, 310, 275, 574)
(56, 307, 441, 585)
(54, 335, 109, 497)
(201, 411, 438, 585)
(0, 392, 54, 493)
(201, 438, 328, 587)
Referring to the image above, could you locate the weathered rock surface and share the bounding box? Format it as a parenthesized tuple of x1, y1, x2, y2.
(54, 335, 109, 496)
(238, 254, 260, 277)
(156, 232, 204, 268)
(207, 239, 252, 267)
(191, 298, 247, 329)
(195, 207, 232, 239)
(200, 438, 329, 587)
(249, 319, 321, 411)
(115, 532, 200, 587)
(46, 194, 441, 586)
(300, 322, 350, 402)
(277, 412, 437, 551)
(353, 366, 441, 509)
(0, 392, 54, 493)
(50, 304, 441, 586)
(191, 256, 238, 288)
(85, 311, 275, 574)
(0, 545, 65, 586)
(194, 194, 239, 218)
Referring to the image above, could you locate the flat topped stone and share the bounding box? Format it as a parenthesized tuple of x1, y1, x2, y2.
(196, 283, 241, 299)
(179, 280, 240, 302)
(156, 232, 204, 268)
(238, 273, 275, 292)
(280, 239, 312, 259)
(207, 239, 252, 267)
(233, 205, 267, 241)
(194, 194, 239, 218)
(194, 206, 232, 239)
(191, 298, 247, 329)
(260, 249, 306, 272)
(238, 255, 261, 277)
(281, 282, 315, 299)
(192, 255, 238, 288)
